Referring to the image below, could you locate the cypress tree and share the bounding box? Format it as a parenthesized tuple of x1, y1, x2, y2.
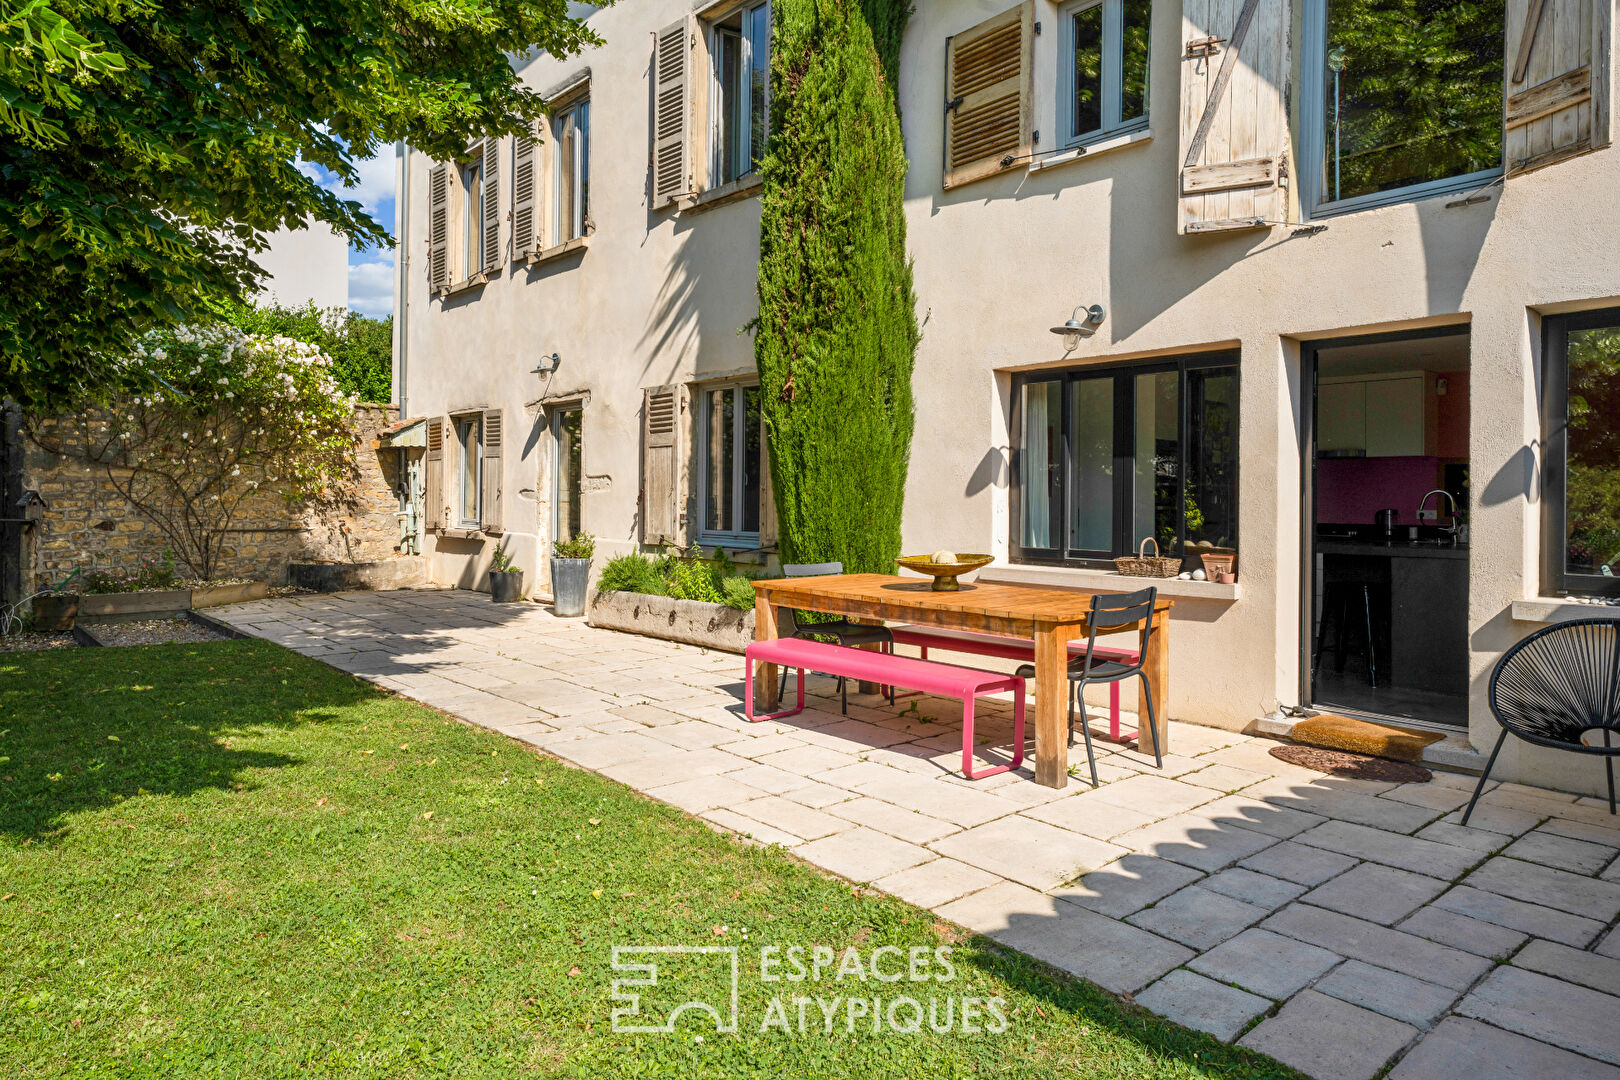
(755, 0, 918, 573)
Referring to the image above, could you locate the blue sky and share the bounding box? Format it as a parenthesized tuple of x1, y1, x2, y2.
(300, 152, 397, 318)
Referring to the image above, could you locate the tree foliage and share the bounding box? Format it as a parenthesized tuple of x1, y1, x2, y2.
(223, 302, 393, 403)
(755, 0, 917, 574)
(28, 324, 358, 579)
(1, 0, 600, 411)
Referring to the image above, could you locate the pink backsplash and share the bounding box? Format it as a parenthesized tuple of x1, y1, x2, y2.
(1316, 456, 1444, 525)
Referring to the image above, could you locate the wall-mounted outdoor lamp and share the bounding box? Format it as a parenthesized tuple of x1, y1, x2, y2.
(1049, 304, 1106, 350)
(532, 352, 562, 375)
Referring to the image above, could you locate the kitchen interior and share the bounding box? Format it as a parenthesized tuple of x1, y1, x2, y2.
(1310, 331, 1470, 728)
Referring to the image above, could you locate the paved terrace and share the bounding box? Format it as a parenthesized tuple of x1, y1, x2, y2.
(212, 589, 1620, 1080)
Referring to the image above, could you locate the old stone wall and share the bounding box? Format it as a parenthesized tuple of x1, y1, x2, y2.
(22, 404, 404, 588)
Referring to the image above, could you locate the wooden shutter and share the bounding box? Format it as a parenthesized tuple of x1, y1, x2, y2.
(1178, 0, 1289, 233)
(424, 417, 445, 532)
(512, 125, 538, 258)
(1504, 0, 1611, 175)
(943, 2, 1033, 189)
(481, 137, 501, 272)
(427, 162, 450, 291)
(651, 18, 692, 210)
(640, 385, 682, 543)
(480, 410, 504, 533)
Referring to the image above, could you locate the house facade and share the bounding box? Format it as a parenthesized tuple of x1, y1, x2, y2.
(394, 0, 1620, 794)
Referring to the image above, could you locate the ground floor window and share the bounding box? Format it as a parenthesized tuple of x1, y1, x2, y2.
(454, 415, 482, 528)
(552, 406, 583, 542)
(699, 383, 762, 545)
(1543, 308, 1620, 596)
(1012, 353, 1238, 567)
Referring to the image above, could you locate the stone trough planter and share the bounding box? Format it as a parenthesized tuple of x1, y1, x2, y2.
(73, 581, 272, 625)
(587, 591, 755, 654)
(288, 557, 426, 593)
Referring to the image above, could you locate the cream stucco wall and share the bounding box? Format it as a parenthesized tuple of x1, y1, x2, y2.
(257, 223, 350, 311)
(401, 0, 1620, 795)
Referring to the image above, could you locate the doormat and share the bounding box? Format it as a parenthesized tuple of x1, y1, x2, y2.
(1270, 744, 1433, 784)
(1289, 714, 1445, 763)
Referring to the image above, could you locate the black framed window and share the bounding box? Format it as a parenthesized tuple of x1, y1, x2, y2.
(1543, 309, 1620, 597)
(1012, 353, 1238, 567)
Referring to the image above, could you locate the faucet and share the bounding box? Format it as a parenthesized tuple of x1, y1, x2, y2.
(1419, 489, 1461, 542)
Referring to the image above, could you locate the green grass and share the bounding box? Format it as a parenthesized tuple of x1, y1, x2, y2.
(0, 641, 1301, 1078)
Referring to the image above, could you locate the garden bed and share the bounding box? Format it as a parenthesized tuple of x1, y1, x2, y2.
(72, 581, 270, 625)
(588, 591, 754, 653)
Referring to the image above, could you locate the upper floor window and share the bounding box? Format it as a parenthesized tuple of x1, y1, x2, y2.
(1304, 0, 1503, 214)
(711, 0, 771, 186)
(1542, 309, 1620, 598)
(1012, 354, 1238, 567)
(553, 97, 590, 243)
(428, 139, 498, 291)
(1059, 0, 1151, 149)
(460, 156, 484, 278)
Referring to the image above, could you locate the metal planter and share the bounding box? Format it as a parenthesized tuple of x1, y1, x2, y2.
(550, 557, 591, 617)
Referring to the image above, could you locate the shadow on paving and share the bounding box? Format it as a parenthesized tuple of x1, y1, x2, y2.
(0, 639, 376, 842)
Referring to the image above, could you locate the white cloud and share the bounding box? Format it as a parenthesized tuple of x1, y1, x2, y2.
(341, 152, 398, 225)
(349, 252, 395, 319)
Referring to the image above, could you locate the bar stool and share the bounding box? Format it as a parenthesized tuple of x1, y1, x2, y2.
(1315, 580, 1379, 688)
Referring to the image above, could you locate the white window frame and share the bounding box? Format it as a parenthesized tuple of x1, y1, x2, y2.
(707, 0, 771, 188)
(552, 96, 590, 244)
(1299, 0, 1502, 218)
(695, 381, 762, 547)
(453, 414, 482, 529)
(1057, 0, 1150, 151)
(458, 156, 483, 281)
(550, 404, 584, 544)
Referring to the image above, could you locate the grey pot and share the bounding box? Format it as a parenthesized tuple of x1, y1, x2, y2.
(550, 557, 591, 617)
(489, 570, 524, 603)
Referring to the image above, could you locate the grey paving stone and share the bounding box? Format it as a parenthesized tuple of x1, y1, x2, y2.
(1184, 793, 1327, 838)
(1441, 803, 1544, 836)
(1504, 830, 1618, 875)
(1189, 927, 1342, 999)
(1464, 856, 1620, 921)
(1397, 904, 1529, 959)
(1126, 884, 1268, 949)
(851, 770, 1022, 827)
(1302, 862, 1451, 925)
(1433, 884, 1606, 947)
(1109, 812, 1279, 872)
(1600, 927, 1620, 960)
(1020, 793, 1159, 840)
(791, 827, 934, 883)
(701, 808, 805, 848)
(1057, 853, 1204, 918)
(1239, 990, 1418, 1080)
(730, 796, 852, 840)
(1245, 775, 1441, 833)
(930, 817, 1128, 891)
(1540, 816, 1620, 849)
(1388, 1017, 1620, 1080)
(643, 774, 766, 813)
(1136, 969, 1270, 1043)
(1295, 819, 1482, 879)
(1087, 773, 1219, 817)
(1314, 959, 1460, 1027)
(1240, 840, 1359, 886)
(1416, 820, 1514, 854)
(1263, 903, 1493, 990)
(937, 881, 1194, 995)
(1515, 939, 1620, 998)
(1458, 966, 1620, 1066)
(1200, 867, 1307, 910)
(871, 858, 1000, 909)
(826, 796, 960, 844)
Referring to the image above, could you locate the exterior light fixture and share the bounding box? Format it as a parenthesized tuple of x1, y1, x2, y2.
(1049, 304, 1105, 350)
(533, 352, 561, 375)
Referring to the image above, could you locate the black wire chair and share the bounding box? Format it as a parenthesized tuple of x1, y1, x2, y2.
(780, 562, 894, 715)
(1462, 617, 1620, 825)
(1018, 587, 1162, 787)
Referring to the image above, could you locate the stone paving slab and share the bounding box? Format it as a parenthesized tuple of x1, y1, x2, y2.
(210, 590, 1620, 1080)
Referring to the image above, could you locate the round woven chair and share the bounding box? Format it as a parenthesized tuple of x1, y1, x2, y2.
(1463, 617, 1620, 825)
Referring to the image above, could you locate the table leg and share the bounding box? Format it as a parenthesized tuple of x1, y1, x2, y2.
(1137, 610, 1170, 758)
(1033, 623, 1074, 788)
(754, 596, 781, 710)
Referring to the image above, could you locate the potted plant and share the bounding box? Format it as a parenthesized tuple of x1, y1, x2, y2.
(550, 532, 595, 617)
(488, 544, 524, 603)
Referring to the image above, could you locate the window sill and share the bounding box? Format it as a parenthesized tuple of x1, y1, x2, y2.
(435, 273, 489, 298)
(435, 527, 487, 540)
(680, 174, 763, 214)
(1511, 596, 1620, 623)
(525, 236, 589, 266)
(1030, 128, 1154, 174)
(979, 562, 1241, 601)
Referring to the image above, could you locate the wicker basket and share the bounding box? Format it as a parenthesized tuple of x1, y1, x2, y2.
(1115, 537, 1183, 578)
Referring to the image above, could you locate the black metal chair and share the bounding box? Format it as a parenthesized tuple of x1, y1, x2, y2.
(1462, 617, 1620, 825)
(1017, 587, 1162, 786)
(780, 562, 894, 714)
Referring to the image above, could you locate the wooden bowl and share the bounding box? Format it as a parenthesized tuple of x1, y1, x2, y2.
(895, 553, 994, 591)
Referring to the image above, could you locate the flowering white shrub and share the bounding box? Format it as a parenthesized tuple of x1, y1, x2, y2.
(32, 324, 359, 579)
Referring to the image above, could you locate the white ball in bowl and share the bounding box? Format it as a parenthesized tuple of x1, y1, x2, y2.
(929, 549, 958, 564)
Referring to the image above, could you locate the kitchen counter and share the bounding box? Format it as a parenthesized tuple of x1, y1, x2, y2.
(1316, 539, 1469, 561)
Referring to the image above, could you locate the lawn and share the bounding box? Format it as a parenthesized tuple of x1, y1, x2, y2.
(0, 640, 1300, 1079)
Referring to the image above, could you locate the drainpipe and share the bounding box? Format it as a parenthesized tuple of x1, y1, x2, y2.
(394, 140, 410, 418)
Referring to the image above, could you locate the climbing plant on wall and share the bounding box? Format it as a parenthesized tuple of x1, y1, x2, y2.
(754, 0, 917, 573)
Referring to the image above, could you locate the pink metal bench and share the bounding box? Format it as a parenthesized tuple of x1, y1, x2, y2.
(888, 625, 1139, 744)
(744, 637, 1026, 780)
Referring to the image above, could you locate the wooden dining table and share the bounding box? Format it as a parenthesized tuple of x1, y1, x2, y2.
(751, 573, 1173, 788)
